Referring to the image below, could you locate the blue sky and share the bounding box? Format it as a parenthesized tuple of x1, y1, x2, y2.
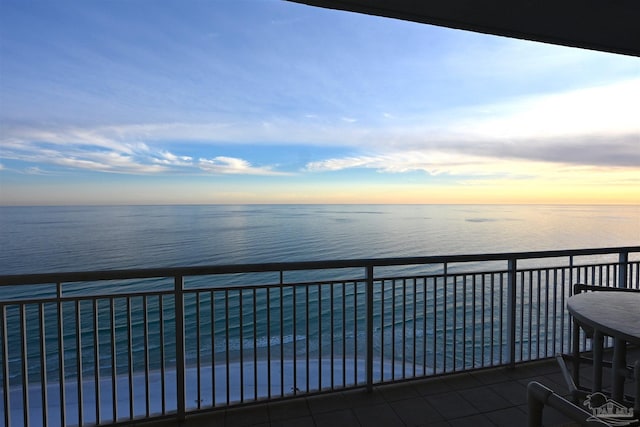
(1, 0, 639, 205)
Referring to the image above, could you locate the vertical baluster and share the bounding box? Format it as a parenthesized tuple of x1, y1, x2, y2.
(40, 303, 49, 427)
(225, 290, 230, 405)
(143, 296, 149, 417)
(507, 259, 517, 368)
(238, 289, 244, 403)
(20, 304, 30, 427)
(462, 274, 476, 369)
(581, 266, 588, 351)
(240, 290, 245, 403)
(519, 270, 526, 361)
(109, 298, 117, 422)
(330, 283, 335, 390)
(341, 283, 346, 387)
(401, 279, 406, 379)
(353, 281, 358, 385)
(75, 300, 83, 426)
(498, 272, 503, 365)
(412, 278, 416, 377)
(551, 268, 558, 356)
(481, 274, 485, 367)
(443, 265, 448, 373)
(560, 268, 566, 354)
(380, 280, 386, 381)
(265, 288, 271, 400)
(252, 288, 257, 401)
(210, 291, 216, 406)
(316, 284, 320, 391)
(433, 276, 437, 373)
(517, 270, 523, 361)
(545, 270, 550, 357)
(57, 283, 67, 427)
(196, 292, 201, 409)
(391, 279, 396, 379)
(2, 305, 10, 427)
(421, 278, 426, 376)
(536, 270, 541, 359)
(465, 275, 470, 369)
(278, 272, 284, 396)
(452, 274, 457, 372)
(126, 298, 134, 420)
(159, 295, 166, 414)
(92, 300, 100, 425)
(305, 286, 309, 393)
(528, 270, 533, 360)
(598, 264, 603, 286)
(291, 287, 296, 395)
(489, 274, 495, 365)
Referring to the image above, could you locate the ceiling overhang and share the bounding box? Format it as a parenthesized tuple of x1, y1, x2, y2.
(288, 0, 640, 57)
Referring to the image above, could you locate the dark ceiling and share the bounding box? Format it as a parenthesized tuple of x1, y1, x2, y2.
(288, 0, 640, 57)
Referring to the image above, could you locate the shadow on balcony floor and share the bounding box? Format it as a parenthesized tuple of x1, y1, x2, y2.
(141, 348, 639, 427)
(141, 348, 640, 427)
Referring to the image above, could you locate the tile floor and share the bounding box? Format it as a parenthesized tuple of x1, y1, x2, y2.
(145, 349, 639, 427)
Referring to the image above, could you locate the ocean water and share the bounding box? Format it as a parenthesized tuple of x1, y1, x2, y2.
(1, 204, 638, 275)
(0, 204, 639, 424)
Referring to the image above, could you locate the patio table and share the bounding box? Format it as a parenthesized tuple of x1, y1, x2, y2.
(567, 291, 640, 402)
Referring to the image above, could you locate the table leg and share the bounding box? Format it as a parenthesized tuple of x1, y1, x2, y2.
(612, 337, 626, 402)
(572, 321, 580, 387)
(592, 330, 603, 392)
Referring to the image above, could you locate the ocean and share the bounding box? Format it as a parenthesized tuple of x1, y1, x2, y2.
(1, 204, 639, 275)
(0, 204, 638, 425)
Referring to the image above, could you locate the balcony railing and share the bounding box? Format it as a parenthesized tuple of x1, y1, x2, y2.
(1, 246, 639, 427)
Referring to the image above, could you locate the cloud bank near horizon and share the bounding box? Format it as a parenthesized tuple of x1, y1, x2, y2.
(2, 79, 638, 180)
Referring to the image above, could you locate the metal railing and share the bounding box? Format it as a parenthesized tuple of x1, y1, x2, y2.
(1, 246, 638, 427)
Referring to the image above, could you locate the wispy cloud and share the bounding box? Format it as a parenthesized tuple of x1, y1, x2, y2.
(198, 156, 290, 175)
(305, 149, 640, 187)
(0, 133, 284, 176)
(152, 151, 194, 167)
(305, 151, 532, 176)
(24, 166, 52, 175)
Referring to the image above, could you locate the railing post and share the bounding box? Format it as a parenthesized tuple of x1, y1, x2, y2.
(506, 258, 517, 368)
(618, 251, 628, 289)
(174, 275, 186, 421)
(366, 264, 374, 392)
(1, 306, 11, 427)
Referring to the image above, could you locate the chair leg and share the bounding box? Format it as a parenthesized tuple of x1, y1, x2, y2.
(556, 353, 582, 403)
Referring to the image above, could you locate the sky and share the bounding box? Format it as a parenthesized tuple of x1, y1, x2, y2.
(0, 0, 639, 205)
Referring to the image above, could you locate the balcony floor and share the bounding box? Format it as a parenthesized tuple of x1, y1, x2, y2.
(141, 352, 638, 427)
